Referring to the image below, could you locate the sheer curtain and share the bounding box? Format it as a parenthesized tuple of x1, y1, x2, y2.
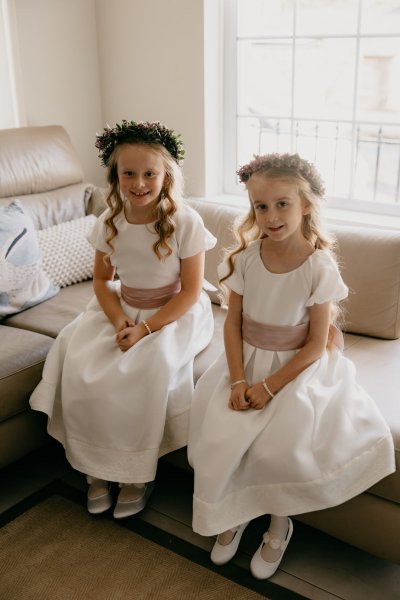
(0, 0, 25, 129)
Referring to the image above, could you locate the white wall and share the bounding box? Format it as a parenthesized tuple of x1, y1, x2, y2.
(9, 0, 217, 195)
(13, 0, 103, 184)
(95, 0, 209, 195)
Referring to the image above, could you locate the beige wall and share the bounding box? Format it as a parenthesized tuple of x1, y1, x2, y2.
(10, 0, 218, 195)
(95, 0, 208, 195)
(13, 0, 103, 185)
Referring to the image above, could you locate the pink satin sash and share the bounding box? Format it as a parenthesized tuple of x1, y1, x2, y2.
(121, 280, 181, 309)
(242, 313, 344, 351)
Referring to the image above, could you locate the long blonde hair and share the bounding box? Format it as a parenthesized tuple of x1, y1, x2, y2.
(103, 142, 184, 262)
(221, 172, 332, 286)
(221, 154, 343, 339)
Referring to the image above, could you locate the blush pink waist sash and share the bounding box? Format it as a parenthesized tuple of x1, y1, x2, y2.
(121, 280, 181, 309)
(242, 313, 344, 351)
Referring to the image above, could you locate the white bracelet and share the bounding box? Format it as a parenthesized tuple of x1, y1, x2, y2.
(262, 379, 275, 398)
(230, 379, 247, 390)
(141, 320, 151, 336)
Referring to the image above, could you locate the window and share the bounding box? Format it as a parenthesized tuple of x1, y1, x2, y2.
(223, 0, 400, 216)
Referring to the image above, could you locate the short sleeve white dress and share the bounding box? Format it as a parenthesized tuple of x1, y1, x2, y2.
(30, 204, 216, 484)
(188, 241, 395, 536)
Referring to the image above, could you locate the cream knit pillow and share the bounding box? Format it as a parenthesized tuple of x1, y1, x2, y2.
(37, 215, 96, 288)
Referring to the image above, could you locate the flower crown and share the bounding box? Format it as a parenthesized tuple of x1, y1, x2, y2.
(237, 153, 325, 197)
(95, 119, 185, 166)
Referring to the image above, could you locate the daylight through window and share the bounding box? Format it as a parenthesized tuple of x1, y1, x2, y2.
(224, 0, 400, 215)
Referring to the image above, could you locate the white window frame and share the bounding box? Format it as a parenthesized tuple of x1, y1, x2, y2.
(222, 0, 400, 218)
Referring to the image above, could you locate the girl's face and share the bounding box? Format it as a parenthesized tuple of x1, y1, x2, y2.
(117, 144, 167, 213)
(247, 175, 310, 242)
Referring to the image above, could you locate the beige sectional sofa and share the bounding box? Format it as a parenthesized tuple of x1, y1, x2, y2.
(0, 125, 399, 565)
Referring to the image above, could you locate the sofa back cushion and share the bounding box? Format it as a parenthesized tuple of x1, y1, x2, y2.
(332, 225, 400, 340)
(0, 125, 83, 197)
(0, 125, 92, 229)
(190, 200, 400, 340)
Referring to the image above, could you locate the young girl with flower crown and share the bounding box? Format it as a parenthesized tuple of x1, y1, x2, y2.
(188, 153, 395, 579)
(30, 120, 215, 518)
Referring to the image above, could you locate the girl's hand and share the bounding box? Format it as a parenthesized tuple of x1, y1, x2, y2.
(246, 381, 272, 410)
(229, 382, 250, 411)
(115, 324, 145, 351)
(113, 314, 135, 333)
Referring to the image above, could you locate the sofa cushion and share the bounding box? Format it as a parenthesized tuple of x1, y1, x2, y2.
(332, 225, 400, 340)
(0, 183, 94, 231)
(0, 200, 59, 318)
(4, 280, 94, 338)
(190, 200, 400, 340)
(37, 215, 96, 287)
(0, 325, 53, 422)
(344, 335, 400, 505)
(0, 125, 83, 198)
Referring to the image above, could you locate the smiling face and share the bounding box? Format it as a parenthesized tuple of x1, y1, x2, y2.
(117, 144, 167, 218)
(247, 174, 310, 243)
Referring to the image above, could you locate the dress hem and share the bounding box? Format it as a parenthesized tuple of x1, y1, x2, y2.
(192, 435, 395, 536)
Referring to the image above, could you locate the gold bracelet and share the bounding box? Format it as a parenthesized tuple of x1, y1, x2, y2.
(262, 379, 275, 398)
(230, 379, 247, 389)
(141, 320, 151, 335)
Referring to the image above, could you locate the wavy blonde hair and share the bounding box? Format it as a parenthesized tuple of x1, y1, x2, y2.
(221, 154, 343, 341)
(103, 142, 184, 262)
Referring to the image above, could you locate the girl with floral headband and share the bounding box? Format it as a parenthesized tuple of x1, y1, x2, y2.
(188, 152, 395, 579)
(31, 120, 216, 518)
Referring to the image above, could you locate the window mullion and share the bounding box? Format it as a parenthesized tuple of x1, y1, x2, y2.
(290, 0, 297, 153)
(349, 0, 363, 201)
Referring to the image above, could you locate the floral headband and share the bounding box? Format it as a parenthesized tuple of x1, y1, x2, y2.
(237, 153, 325, 197)
(95, 119, 185, 166)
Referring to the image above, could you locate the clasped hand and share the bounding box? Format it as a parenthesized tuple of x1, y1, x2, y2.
(229, 381, 271, 411)
(114, 315, 143, 352)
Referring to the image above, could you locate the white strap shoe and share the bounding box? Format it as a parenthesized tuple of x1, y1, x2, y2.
(210, 521, 250, 565)
(250, 518, 293, 579)
(113, 482, 155, 519)
(87, 479, 112, 515)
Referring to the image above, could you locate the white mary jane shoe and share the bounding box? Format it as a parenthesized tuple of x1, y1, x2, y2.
(87, 480, 112, 515)
(250, 518, 293, 580)
(113, 482, 155, 519)
(210, 521, 250, 566)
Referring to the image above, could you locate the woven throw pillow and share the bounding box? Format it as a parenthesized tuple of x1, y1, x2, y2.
(0, 200, 59, 318)
(37, 215, 97, 287)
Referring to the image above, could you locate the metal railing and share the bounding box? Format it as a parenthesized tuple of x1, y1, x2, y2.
(240, 113, 400, 205)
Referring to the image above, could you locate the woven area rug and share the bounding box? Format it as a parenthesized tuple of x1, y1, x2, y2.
(0, 493, 269, 600)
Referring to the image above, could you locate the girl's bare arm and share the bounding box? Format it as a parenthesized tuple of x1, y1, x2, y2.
(142, 251, 205, 332)
(247, 301, 331, 409)
(223, 291, 250, 410)
(116, 251, 205, 350)
(93, 250, 132, 331)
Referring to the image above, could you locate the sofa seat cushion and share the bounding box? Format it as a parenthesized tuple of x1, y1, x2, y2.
(344, 335, 400, 505)
(4, 280, 94, 338)
(0, 325, 53, 422)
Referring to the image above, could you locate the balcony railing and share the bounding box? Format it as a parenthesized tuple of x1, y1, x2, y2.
(238, 113, 400, 206)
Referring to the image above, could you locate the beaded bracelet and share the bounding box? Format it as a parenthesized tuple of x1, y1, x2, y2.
(230, 379, 247, 389)
(141, 320, 152, 336)
(262, 379, 275, 398)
